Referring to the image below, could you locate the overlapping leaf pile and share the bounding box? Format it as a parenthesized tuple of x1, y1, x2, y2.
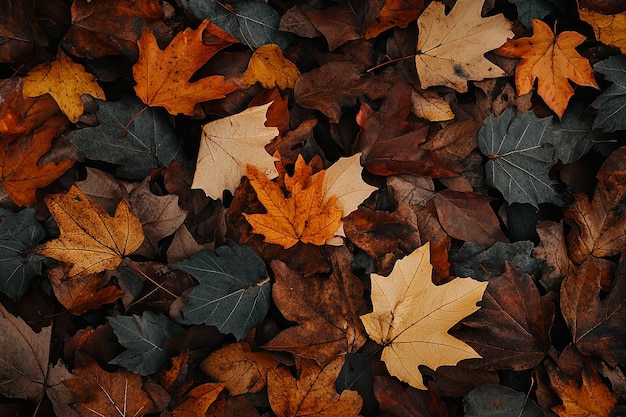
(1, 0, 625, 416)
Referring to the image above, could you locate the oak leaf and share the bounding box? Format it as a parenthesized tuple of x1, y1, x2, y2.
(267, 357, 363, 417)
(360, 243, 487, 389)
(244, 155, 343, 248)
(192, 103, 279, 200)
(414, 0, 513, 92)
(495, 19, 599, 118)
(36, 184, 144, 277)
(241, 44, 300, 89)
(22, 51, 105, 123)
(132, 18, 238, 116)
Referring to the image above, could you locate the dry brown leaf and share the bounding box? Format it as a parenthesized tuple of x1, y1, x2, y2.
(36, 184, 144, 277)
(365, 0, 425, 39)
(241, 44, 300, 89)
(172, 383, 224, 417)
(22, 50, 105, 122)
(360, 242, 487, 389)
(415, 0, 512, 92)
(201, 342, 279, 395)
(267, 357, 363, 417)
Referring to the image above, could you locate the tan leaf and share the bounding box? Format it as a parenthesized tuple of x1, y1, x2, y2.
(360, 242, 487, 389)
(22, 50, 105, 122)
(241, 44, 300, 89)
(415, 0, 512, 92)
(192, 103, 279, 200)
(411, 88, 455, 122)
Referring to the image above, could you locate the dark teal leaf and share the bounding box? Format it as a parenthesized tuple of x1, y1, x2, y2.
(108, 311, 184, 376)
(171, 240, 270, 340)
(464, 384, 543, 417)
(591, 55, 626, 132)
(510, 0, 569, 28)
(548, 100, 597, 164)
(478, 107, 561, 208)
(336, 353, 376, 416)
(66, 96, 186, 180)
(0, 208, 45, 300)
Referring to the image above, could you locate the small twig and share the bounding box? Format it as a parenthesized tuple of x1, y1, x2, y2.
(0, 64, 24, 88)
(366, 55, 414, 73)
(122, 259, 177, 298)
(121, 105, 149, 138)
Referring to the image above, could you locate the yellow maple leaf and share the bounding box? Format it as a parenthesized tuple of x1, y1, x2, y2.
(22, 51, 105, 123)
(241, 44, 301, 89)
(36, 185, 144, 276)
(244, 155, 343, 249)
(414, 0, 512, 92)
(495, 19, 599, 118)
(360, 242, 487, 389)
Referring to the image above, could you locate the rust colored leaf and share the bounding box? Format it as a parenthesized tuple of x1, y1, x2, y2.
(495, 19, 599, 118)
(244, 155, 343, 249)
(547, 361, 616, 417)
(241, 44, 300, 89)
(267, 357, 363, 417)
(365, 0, 425, 39)
(201, 342, 279, 395)
(36, 185, 144, 277)
(133, 18, 238, 116)
(172, 383, 224, 417)
(0, 0, 47, 62)
(264, 246, 369, 365)
(22, 51, 106, 123)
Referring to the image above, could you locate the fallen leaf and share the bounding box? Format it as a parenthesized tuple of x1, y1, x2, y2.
(547, 361, 617, 417)
(244, 155, 343, 248)
(201, 342, 279, 395)
(296, 2, 364, 51)
(579, 7, 626, 54)
(267, 357, 363, 417)
(263, 247, 369, 365)
(192, 103, 279, 200)
(22, 50, 105, 123)
(411, 87, 455, 122)
(590, 55, 626, 132)
(172, 383, 224, 417)
(531, 220, 574, 292)
(414, 0, 513, 92)
(495, 19, 599, 118)
(0, 0, 47, 62)
(365, 0, 425, 39)
(373, 375, 448, 417)
(463, 384, 544, 417)
(241, 44, 300, 89)
(510, 0, 565, 28)
(132, 18, 238, 116)
(360, 242, 488, 389)
(66, 354, 157, 417)
(0, 304, 77, 417)
(36, 184, 144, 277)
(421, 120, 482, 164)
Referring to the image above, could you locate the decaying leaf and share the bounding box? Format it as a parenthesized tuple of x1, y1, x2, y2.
(495, 19, 599, 118)
(360, 243, 487, 389)
(22, 50, 105, 123)
(36, 184, 144, 277)
(133, 18, 237, 116)
(192, 103, 279, 200)
(414, 0, 512, 92)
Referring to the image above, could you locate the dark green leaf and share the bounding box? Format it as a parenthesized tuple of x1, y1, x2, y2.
(510, 0, 569, 28)
(108, 311, 184, 376)
(548, 100, 596, 164)
(336, 353, 377, 416)
(464, 384, 543, 417)
(171, 240, 270, 340)
(66, 96, 185, 180)
(478, 107, 561, 208)
(591, 55, 626, 132)
(0, 208, 45, 300)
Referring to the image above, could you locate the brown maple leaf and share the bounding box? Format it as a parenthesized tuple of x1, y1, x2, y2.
(133, 18, 238, 116)
(365, 0, 425, 39)
(495, 19, 599, 118)
(244, 155, 343, 249)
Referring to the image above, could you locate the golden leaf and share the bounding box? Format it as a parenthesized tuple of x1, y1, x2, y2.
(241, 44, 300, 89)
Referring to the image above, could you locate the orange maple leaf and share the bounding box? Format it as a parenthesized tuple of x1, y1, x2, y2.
(244, 155, 343, 249)
(133, 18, 238, 116)
(495, 19, 599, 118)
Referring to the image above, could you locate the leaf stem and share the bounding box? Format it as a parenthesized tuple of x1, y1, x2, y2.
(122, 259, 177, 298)
(366, 55, 414, 73)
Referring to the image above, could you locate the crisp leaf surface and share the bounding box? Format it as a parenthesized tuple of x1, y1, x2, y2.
(171, 241, 270, 340)
(360, 243, 487, 390)
(478, 107, 561, 207)
(414, 0, 512, 92)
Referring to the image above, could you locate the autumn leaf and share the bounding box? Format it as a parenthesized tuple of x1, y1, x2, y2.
(267, 357, 363, 417)
(36, 184, 144, 277)
(22, 50, 105, 123)
(244, 155, 343, 248)
(578, 7, 626, 54)
(411, 87, 455, 122)
(360, 242, 487, 389)
(172, 383, 224, 417)
(132, 18, 238, 116)
(495, 19, 599, 118)
(365, 0, 424, 39)
(192, 103, 279, 200)
(241, 44, 300, 89)
(414, 0, 513, 92)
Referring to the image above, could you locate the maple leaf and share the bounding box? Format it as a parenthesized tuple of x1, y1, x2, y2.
(495, 19, 599, 118)
(360, 242, 487, 390)
(267, 357, 363, 417)
(192, 103, 279, 200)
(414, 0, 513, 92)
(22, 50, 105, 123)
(244, 155, 343, 249)
(241, 44, 300, 89)
(132, 18, 238, 116)
(590, 55, 626, 132)
(36, 184, 144, 277)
